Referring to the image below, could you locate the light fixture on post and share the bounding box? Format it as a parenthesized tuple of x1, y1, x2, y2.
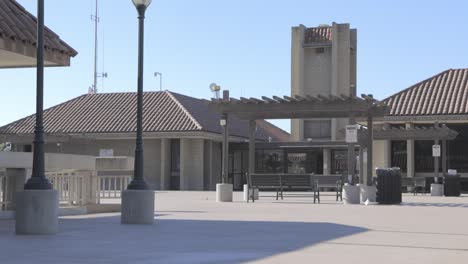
(209, 83, 221, 99)
(216, 90, 233, 203)
(154, 72, 162, 91)
(121, 0, 155, 225)
(16, 0, 59, 235)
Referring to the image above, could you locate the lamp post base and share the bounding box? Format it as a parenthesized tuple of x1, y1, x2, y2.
(121, 190, 155, 225)
(216, 183, 233, 202)
(16, 190, 58, 235)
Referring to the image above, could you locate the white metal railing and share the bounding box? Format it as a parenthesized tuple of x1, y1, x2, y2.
(0, 169, 132, 209)
(98, 175, 132, 201)
(46, 170, 132, 205)
(46, 170, 93, 206)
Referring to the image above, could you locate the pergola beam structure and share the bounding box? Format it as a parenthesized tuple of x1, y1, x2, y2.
(210, 92, 389, 187)
(210, 94, 388, 120)
(358, 125, 458, 143)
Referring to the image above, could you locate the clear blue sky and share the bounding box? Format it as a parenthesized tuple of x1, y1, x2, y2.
(1, 0, 467, 132)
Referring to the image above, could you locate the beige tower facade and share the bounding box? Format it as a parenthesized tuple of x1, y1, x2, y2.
(291, 22, 357, 141)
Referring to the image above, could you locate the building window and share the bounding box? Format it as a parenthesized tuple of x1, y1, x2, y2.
(415, 140, 439, 173)
(304, 120, 331, 140)
(391, 141, 407, 172)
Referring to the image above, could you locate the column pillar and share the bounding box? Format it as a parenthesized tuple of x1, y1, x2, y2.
(434, 138, 440, 181)
(347, 116, 356, 184)
(442, 140, 447, 175)
(160, 138, 171, 190)
(359, 146, 364, 182)
(323, 149, 331, 175)
(406, 123, 415, 177)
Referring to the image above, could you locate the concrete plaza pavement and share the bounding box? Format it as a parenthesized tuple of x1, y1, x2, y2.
(1, 191, 468, 263)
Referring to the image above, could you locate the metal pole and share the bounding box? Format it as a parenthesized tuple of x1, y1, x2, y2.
(366, 114, 373, 186)
(127, 5, 148, 190)
(248, 120, 256, 179)
(347, 115, 356, 185)
(159, 73, 162, 91)
(442, 140, 447, 175)
(222, 114, 229, 184)
(92, 0, 99, 93)
(24, 0, 52, 190)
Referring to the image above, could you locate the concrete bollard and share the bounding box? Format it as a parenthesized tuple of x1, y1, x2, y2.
(343, 184, 360, 204)
(431, 184, 444, 196)
(216, 183, 233, 202)
(121, 190, 155, 225)
(16, 190, 59, 235)
(243, 184, 259, 201)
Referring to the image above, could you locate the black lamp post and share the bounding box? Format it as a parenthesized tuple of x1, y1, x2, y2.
(127, 0, 152, 190)
(24, 0, 52, 190)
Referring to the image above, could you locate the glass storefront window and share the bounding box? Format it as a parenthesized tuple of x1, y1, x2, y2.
(415, 140, 439, 173)
(287, 153, 307, 174)
(255, 150, 284, 173)
(447, 124, 468, 172)
(391, 140, 407, 172)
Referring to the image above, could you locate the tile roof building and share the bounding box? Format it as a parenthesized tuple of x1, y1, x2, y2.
(0, 91, 289, 191)
(0, 0, 77, 68)
(0, 91, 289, 141)
(373, 68, 468, 180)
(384, 69, 468, 118)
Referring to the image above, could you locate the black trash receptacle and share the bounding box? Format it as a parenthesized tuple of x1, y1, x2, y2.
(444, 174, 461, 197)
(376, 168, 402, 205)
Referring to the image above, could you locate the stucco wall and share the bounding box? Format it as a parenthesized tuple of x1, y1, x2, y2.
(44, 139, 162, 189)
(373, 140, 391, 171)
(180, 138, 205, 190)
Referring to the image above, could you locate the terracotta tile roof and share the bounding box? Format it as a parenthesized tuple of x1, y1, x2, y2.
(0, 0, 77, 56)
(384, 69, 468, 116)
(304, 26, 332, 45)
(0, 91, 288, 141)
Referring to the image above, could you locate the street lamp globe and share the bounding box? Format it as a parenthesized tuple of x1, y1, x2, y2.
(132, 0, 152, 8)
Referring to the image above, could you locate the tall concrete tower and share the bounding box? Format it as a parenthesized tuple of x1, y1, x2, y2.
(291, 22, 357, 141)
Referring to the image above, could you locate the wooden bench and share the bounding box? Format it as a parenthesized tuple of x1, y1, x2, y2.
(315, 175, 344, 202)
(248, 173, 318, 203)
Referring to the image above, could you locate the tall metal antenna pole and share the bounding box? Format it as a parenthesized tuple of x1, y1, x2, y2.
(92, 0, 99, 94)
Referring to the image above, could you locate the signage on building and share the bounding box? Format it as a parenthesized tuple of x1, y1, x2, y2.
(346, 125, 358, 143)
(432, 145, 441, 157)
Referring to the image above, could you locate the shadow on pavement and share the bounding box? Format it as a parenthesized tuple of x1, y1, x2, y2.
(0, 217, 367, 264)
